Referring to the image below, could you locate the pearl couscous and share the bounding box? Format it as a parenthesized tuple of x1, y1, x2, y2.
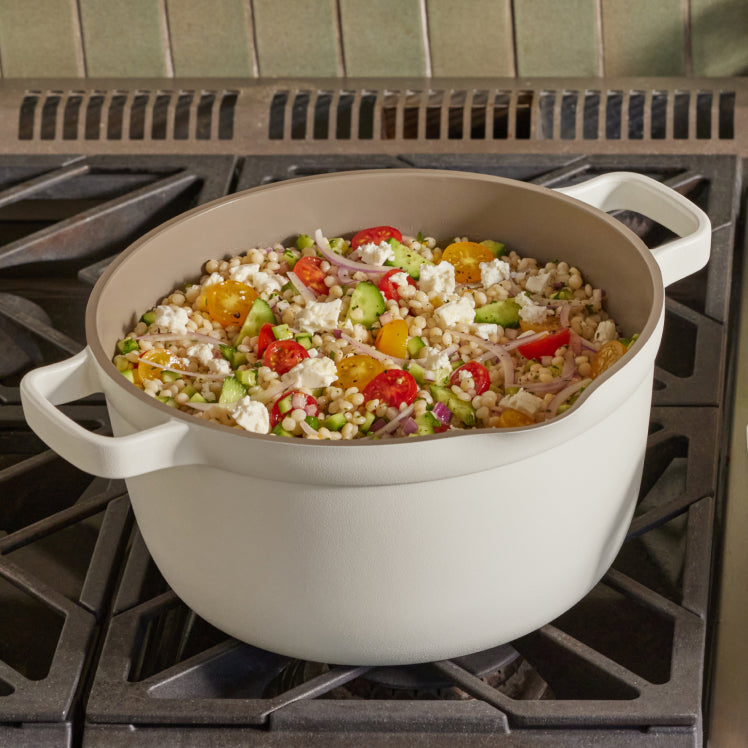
(113, 226, 636, 440)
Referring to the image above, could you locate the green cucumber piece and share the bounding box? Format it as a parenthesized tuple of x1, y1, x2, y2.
(218, 376, 247, 404)
(346, 281, 385, 329)
(188, 392, 207, 403)
(429, 385, 452, 405)
(360, 411, 376, 433)
(406, 335, 426, 358)
(407, 362, 426, 386)
(220, 344, 236, 361)
(235, 368, 258, 387)
(295, 333, 313, 350)
(120, 369, 136, 383)
(117, 337, 139, 354)
(283, 249, 300, 269)
(234, 298, 276, 344)
(414, 411, 439, 435)
(329, 237, 346, 254)
(272, 424, 295, 437)
(296, 234, 315, 250)
(272, 323, 293, 341)
(156, 396, 176, 407)
(385, 239, 433, 279)
(429, 385, 476, 426)
(141, 310, 156, 325)
(324, 413, 347, 431)
(161, 370, 182, 383)
(305, 415, 320, 429)
(551, 288, 574, 300)
(474, 299, 520, 328)
(480, 239, 507, 257)
(182, 384, 197, 397)
(232, 351, 248, 368)
(277, 394, 294, 415)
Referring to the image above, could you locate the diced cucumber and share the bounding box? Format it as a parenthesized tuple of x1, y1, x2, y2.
(189, 392, 207, 403)
(305, 415, 320, 429)
(480, 239, 507, 257)
(474, 299, 520, 328)
(218, 376, 247, 404)
(277, 394, 294, 415)
(220, 344, 236, 362)
(272, 424, 295, 437)
(385, 239, 433, 279)
(117, 337, 139, 355)
(360, 411, 376, 433)
(235, 368, 258, 387)
(407, 362, 426, 386)
(283, 249, 300, 269)
(120, 369, 136, 383)
(234, 298, 276, 344)
(346, 281, 385, 328)
(429, 384, 452, 405)
(182, 384, 197, 397)
(156, 396, 176, 407)
(141, 310, 156, 325)
(296, 234, 315, 250)
(232, 351, 248, 368)
(161, 370, 182, 383)
(329, 237, 346, 254)
(406, 335, 426, 358)
(551, 288, 574, 300)
(295, 333, 313, 350)
(414, 411, 439, 435)
(272, 324, 293, 341)
(429, 385, 475, 426)
(324, 413, 347, 431)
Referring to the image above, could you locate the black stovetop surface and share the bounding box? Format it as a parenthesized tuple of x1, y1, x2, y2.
(0, 153, 740, 747)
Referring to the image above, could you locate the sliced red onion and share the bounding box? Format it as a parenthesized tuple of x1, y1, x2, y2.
(432, 400, 452, 425)
(559, 303, 571, 328)
(520, 379, 570, 394)
(369, 402, 416, 437)
(314, 229, 390, 275)
(370, 418, 386, 433)
(561, 349, 576, 378)
(287, 270, 317, 302)
(136, 332, 224, 346)
(569, 330, 583, 355)
(138, 360, 227, 380)
(581, 338, 601, 353)
(379, 311, 393, 325)
(291, 392, 306, 410)
(339, 332, 407, 366)
(337, 268, 353, 284)
(333, 328, 343, 339)
(401, 417, 418, 435)
(183, 400, 222, 411)
(298, 419, 319, 437)
(547, 378, 591, 418)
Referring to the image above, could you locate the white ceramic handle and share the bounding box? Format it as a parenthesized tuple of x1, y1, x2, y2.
(556, 172, 711, 287)
(20, 348, 192, 478)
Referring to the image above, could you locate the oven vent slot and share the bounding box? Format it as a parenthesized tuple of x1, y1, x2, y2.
(18, 89, 238, 141)
(268, 88, 735, 142)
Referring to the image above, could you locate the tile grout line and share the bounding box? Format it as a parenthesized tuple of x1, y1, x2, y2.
(159, 0, 175, 77)
(509, 0, 519, 78)
(682, 0, 693, 77)
(420, 0, 432, 78)
(73, 0, 87, 77)
(247, 0, 260, 78)
(334, 0, 346, 78)
(595, 0, 604, 77)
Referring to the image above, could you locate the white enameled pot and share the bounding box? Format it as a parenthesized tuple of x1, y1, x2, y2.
(20, 170, 710, 666)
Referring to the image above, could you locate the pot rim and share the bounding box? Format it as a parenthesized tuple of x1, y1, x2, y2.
(86, 168, 664, 446)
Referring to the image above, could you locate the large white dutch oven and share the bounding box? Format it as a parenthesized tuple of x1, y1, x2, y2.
(20, 170, 710, 666)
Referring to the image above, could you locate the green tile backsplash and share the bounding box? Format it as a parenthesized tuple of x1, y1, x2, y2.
(0, 0, 745, 79)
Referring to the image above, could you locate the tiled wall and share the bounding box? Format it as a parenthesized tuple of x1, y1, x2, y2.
(0, 0, 745, 78)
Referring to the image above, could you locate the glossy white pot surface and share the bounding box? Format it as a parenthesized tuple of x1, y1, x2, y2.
(20, 170, 711, 665)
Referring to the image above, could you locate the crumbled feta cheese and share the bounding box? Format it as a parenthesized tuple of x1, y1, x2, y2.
(295, 299, 342, 333)
(281, 357, 338, 389)
(209, 357, 232, 376)
(154, 304, 190, 335)
(389, 271, 412, 292)
(525, 271, 551, 294)
(500, 388, 544, 417)
(203, 272, 225, 287)
(419, 262, 456, 297)
(228, 263, 260, 284)
(514, 292, 550, 324)
(416, 346, 451, 374)
(359, 241, 395, 266)
(434, 295, 475, 329)
(471, 322, 499, 340)
(231, 396, 270, 434)
(252, 271, 283, 295)
(594, 319, 617, 343)
(480, 259, 512, 287)
(511, 271, 526, 281)
(186, 343, 232, 375)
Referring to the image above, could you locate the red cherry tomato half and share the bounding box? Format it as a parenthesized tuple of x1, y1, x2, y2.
(256, 323, 276, 357)
(270, 390, 319, 428)
(378, 267, 417, 301)
(351, 225, 403, 250)
(517, 328, 571, 360)
(362, 369, 418, 408)
(449, 360, 491, 395)
(263, 339, 309, 375)
(293, 256, 328, 295)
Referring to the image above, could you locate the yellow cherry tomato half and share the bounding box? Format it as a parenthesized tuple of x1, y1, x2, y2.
(335, 354, 385, 391)
(591, 339, 627, 378)
(441, 241, 494, 284)
(375, 319, 409, 359)
(498, 408, 535, 428)
(519, 317, 560, 333)
(137, 349, 184, 384)
(205, 280, 258, 327)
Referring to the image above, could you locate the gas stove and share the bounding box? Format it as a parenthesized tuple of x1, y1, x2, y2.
(0, 78, 745, 747)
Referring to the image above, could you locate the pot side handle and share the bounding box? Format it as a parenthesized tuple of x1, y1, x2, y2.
(555, 172, 711, 287)
(20, 348, 193, 479)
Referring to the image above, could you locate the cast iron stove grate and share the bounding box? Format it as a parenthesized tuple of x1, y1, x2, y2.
(67, 154, 737, 746)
